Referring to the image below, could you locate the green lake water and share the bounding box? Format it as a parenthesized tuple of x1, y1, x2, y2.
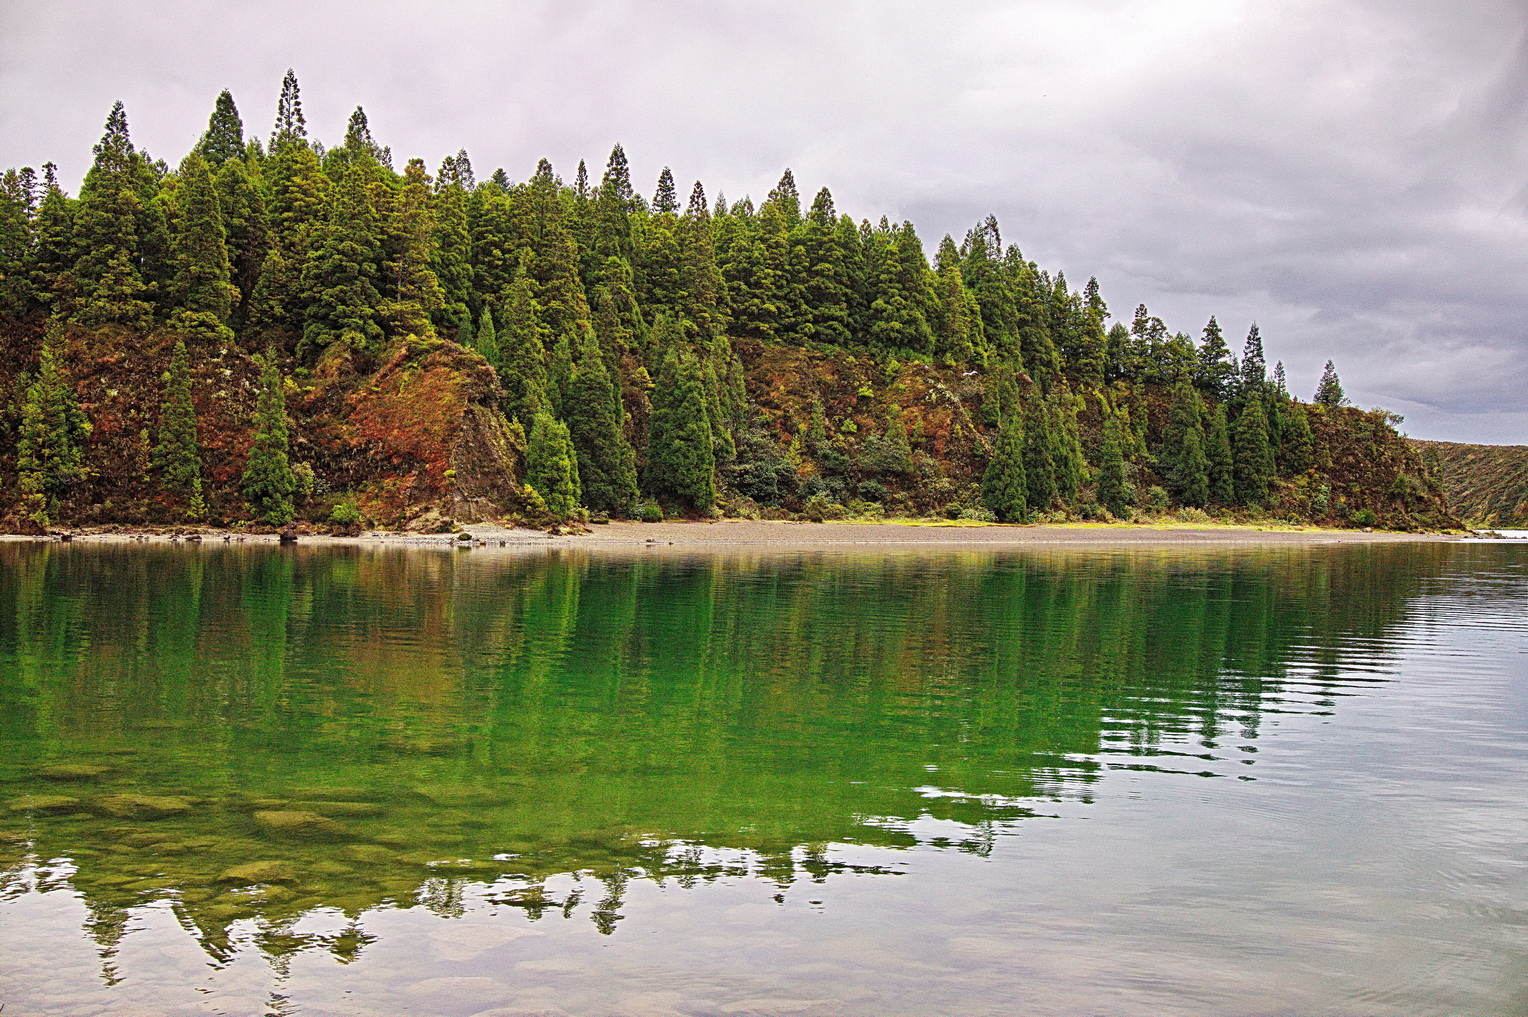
(0, 540, 1525, 1016)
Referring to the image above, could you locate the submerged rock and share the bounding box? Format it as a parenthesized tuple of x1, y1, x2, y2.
(294, 800, 386, 818)
(216, 860, 299, 886)
(343, 844, 395, 866)
(37, 763, 112, 782)
(252, 809, 352, 841)
(97, 794, 193, 819)
(7, 795, 81, 814)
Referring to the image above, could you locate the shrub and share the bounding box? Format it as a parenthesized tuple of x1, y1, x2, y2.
(328, 498, 364, 535)
(1352, 507, 1377, 528)
(802, 493, 847, 522)
(857, 479, 890, 503)
(638, 499, 665, 523)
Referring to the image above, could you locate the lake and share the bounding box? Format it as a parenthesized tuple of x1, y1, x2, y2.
(1, 540, 1525, 1016)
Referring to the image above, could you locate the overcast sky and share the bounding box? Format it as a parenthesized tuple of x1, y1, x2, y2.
(2, 0, 1525, 442)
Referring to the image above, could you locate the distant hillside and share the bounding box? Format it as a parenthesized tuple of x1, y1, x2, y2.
(1411, 440, 1528, 527)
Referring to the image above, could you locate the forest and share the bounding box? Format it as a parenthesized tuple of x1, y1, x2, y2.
(0, 72, 1456, 532)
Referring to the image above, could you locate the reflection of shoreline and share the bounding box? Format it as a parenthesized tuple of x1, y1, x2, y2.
(0, 541, 1468, 971)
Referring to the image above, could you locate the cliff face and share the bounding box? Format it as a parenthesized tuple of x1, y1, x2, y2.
(1410, 439, 1528, 527)
(0, 322, 1458, 532)
(733, 341, 1457, 529)
(1300, 407, 1457, 530)
(0, 325, 532, 531)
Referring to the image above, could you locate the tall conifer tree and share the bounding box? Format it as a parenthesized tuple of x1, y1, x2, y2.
(1315, 361, 1347, 408)
(300, 164, 384, 361)
(17, 337, 90, 527)
(526, 412, 581, 520)
(498, 270, 549, 427)
(198, 90, 245, 166)
(214, 157, 269, 326)
(981, 411, 1028, 523)
(1232, 398, 1275, 506)
(566, 330, 639, 515)
(241, 353, 295, 525)
(645, 349, 716, 512)
(1206, 403, 1234, 504)
(1021, 395, 1057, 512)
(170, 152, 236, 337)
(72, 101, 151, 326)
(1097, 413, 1130, 518)
(474, 306, 499, 369)
(153, 340, 205, 517)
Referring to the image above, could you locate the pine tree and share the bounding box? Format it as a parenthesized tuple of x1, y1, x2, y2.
(386, 158, 445, 332)
(1161, 381, 1209, 506)
(593, 143, 637, 268)
(867, 222, 934, 354)
(300, 163, 384, 362)
(214, 157, 269, 326)
(1097, 413, 1130, 518)
(153, 340, 205, 518)
(963, 217, 1019, 363)
(678, 180, 724, 339)
(1012, 252, 1062, 383)
(652, 167, 678, 215)
(1232, 398, 1275, 506)
(565, 329, 639, 515)
(525, 412, 581, 520)
(16, 338, 91, 527)
(27, 177, 75, 320)
(0, 168, 37, 320)
(254, 138, 328, 339)
(430, 173, 473, 327)
(758, 200, 806, 343)
(1050, 387, 1086, 508)
(468, 181, 521, 308)
(272, 69, 307, 147)
(981, 410, 1028, 523)
(798, 188, 852, 346)
(241, 353, 296, 525)
(72, 101, 152, 326)
(645, 349, 716, 512)
(1021, 394, 1057, 512)
(543, 329, 572, 419)
(1194, 316, 1237, 401)
(169, 152, 236, 338)
(716, 200, 779, 343)
(931, 235, 978, 365)
(982, 359, 1022, 429)
(198, 90, 244, 166)
(1175, 428, 1210, 508)
(1315, 360, 1347, 409)
(767, 169, 802, 224)
(1279, 402, 1314, 476)
(1240, 323, 1267, 395)
(1206, 403, 1234, 504)
(498, 270, 548, 427)
(1073, 278, 1108, 383)
(474, 306, 499, 369)
(637, 194, 684, 321)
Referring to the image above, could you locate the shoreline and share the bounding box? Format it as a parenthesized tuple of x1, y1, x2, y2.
(0, 518, 1469, 550)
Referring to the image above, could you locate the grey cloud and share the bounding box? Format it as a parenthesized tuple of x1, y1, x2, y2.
(1, 0, 1524, 440)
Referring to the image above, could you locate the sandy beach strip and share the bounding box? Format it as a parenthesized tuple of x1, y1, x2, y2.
(2, 518, 1462, 550)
